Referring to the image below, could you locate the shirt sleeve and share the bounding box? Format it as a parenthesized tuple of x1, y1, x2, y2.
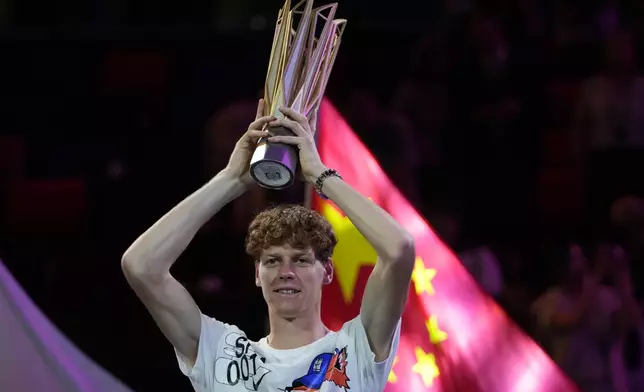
(175, 313, 229, 388)
(346, 315, 402, 390)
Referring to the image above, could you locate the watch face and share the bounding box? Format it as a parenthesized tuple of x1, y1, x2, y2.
(252, 161, 293, 189)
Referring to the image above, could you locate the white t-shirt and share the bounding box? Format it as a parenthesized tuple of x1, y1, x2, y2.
(176, 314, 401, 392)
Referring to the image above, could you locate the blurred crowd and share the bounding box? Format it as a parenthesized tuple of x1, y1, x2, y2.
(1, 0, 644, 391)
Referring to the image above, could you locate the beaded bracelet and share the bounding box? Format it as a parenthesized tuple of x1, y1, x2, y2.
(314, 168, 341, 199)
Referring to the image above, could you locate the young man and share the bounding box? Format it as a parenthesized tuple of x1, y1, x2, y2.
(121, 100, 416, 391)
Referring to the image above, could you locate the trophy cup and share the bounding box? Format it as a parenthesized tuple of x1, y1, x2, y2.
(250, 0, 346, 189)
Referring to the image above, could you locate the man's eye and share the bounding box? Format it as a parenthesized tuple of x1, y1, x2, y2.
(266, 258, 278, 265)
(297, 258, 312, 264)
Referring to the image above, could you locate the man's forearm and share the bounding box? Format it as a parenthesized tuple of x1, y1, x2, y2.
(121, 169, 246, 277)
(315, 168, 414, 262)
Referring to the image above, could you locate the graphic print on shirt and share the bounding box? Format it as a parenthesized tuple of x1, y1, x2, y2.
(214, 332, 271, 391)
(282, 346, 350, 391)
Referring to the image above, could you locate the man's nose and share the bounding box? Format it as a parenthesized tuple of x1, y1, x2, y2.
(278, 261, 296, 279)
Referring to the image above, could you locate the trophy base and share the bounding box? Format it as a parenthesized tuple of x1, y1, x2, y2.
(249, 125, 298, 189)
(250, 158, 295, 189)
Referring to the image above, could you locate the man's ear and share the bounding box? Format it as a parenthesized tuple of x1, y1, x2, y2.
(255, 261, 261, 287)
(323, 258, 334, 285)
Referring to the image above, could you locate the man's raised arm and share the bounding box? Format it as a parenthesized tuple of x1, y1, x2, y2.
(267, 107, 415, 362)
(314, 175, 415, 362)
(121, 100, 274, 365)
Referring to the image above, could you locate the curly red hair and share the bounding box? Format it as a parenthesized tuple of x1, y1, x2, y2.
(245, 204, 337, 262)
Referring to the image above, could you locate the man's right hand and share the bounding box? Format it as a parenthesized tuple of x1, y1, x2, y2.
(224, 99, 275, 184)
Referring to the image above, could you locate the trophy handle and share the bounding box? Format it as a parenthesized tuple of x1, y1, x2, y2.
(249, 125, 299, 189)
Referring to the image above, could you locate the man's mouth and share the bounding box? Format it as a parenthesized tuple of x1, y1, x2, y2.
(273, 289, 301, 295)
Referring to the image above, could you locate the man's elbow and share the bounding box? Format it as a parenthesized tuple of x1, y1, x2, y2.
(121, 252, 141, 275)
(121, 253, 165, 285)
(385, 234, 416, 266)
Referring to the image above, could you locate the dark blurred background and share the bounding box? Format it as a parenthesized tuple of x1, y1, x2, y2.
(1, 0, 644, 390)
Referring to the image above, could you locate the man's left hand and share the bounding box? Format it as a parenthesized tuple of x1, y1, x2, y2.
(266, 106, 326, 183)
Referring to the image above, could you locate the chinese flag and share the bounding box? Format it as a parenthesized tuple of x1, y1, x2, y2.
(313, 99, 579, 392)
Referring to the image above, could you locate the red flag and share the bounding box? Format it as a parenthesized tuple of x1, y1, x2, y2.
(313, 99, 579, 392)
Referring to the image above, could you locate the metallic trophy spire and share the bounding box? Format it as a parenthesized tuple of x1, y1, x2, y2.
(250, 0, 346, 189)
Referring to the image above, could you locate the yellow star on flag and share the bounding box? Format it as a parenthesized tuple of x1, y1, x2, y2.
(426, 315, 448, 344)
(413, 347, 440, 387)
(412, 256, 437, 295)
(322, 202, 378, 303)
(387, 356, 399, 383)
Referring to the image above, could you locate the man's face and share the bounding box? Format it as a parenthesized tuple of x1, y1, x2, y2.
(256, 244, 333, 319)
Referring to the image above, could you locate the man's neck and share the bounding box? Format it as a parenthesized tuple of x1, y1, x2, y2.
(266, 311, 328, 350)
